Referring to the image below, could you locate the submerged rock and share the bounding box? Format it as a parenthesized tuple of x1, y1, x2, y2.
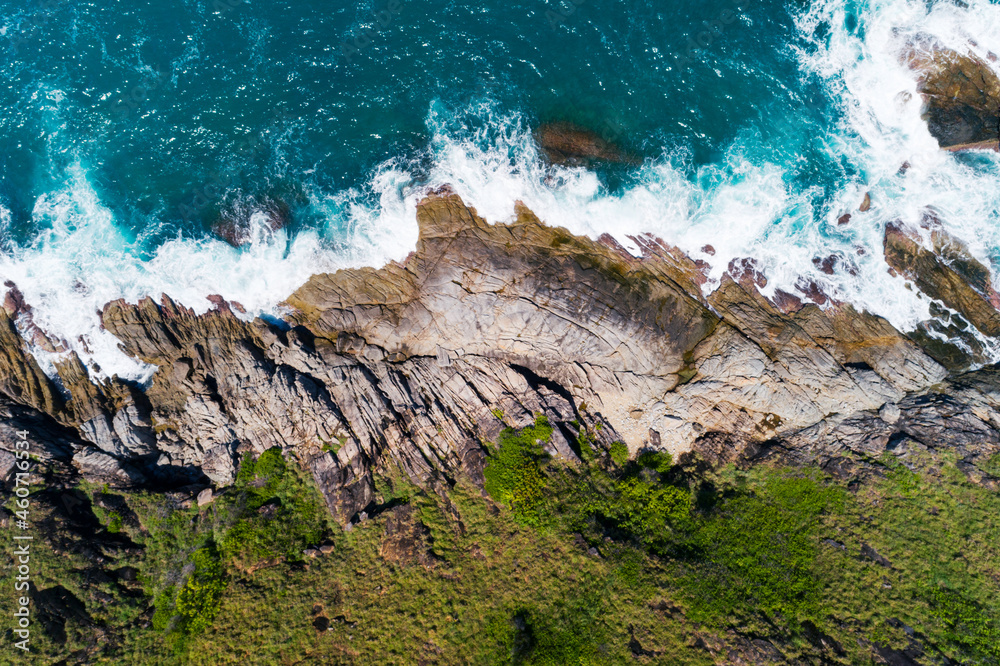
(212, 199, 289, 247)
(534, 121, 635, 166)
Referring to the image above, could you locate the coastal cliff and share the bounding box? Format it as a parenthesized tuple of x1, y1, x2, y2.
(2, 60, 1000, 661)
(5, 39, 1000, 528)
(3, 190, 1000, 664)
(2, 188, 1000, 524)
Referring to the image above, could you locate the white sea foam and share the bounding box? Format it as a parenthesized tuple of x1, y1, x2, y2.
(4, 0, 1000, 383)
(417, 0, 1000, 341)
(417, 97, 933, 331)
(0, 166, 418, 383)
(792, 0, 1000, 327)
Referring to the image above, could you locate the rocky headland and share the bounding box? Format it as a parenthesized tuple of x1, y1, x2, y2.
(4, 41, 1000, 523)
(4, 43, 1000, 664)
(2, 183, 999, 525)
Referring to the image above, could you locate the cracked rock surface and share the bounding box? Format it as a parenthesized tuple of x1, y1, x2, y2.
(3, 190, 1000, 522)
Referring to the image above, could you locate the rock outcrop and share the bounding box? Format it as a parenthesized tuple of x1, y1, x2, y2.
(904, 42, 1000, 150)
(3, 190, 1000, 524)
(883, 218, 1000, 369)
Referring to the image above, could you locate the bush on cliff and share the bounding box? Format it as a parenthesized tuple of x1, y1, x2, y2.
(483, 414, 553, 527)
(220, 447, 330, 569)
(175, 544, 226, 634)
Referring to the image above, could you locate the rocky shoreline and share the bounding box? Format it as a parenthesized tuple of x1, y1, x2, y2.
(4, 39, 1000, 525)
(2, 186, 999, 526)
(2, 44, 1000, 664)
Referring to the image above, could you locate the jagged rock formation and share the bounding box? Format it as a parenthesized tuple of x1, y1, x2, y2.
(903, 41, 1000, 150)
(743, 364, 1000, 489)
(3, 190, 1000, 524)
(884, 218, 1000, 368)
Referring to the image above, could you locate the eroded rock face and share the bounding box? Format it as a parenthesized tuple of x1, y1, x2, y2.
(0, 309, 64, 417)
(731, 363, 1000, 493)
(904, 42, 1000, 150)
(0, 190, 995, 524)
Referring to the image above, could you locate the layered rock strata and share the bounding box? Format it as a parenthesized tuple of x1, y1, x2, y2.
(3, 191, 1000, 523)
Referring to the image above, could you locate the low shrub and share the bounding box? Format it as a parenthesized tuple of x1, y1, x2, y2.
(484, 415, 553, 526)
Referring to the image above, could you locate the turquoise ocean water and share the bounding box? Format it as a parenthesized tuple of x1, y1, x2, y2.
(1, 0, 1000, 379)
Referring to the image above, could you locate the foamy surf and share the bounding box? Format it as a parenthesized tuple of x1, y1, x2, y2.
(3, 0, 1000, 383)
(0, 166, 420, 383)
(793, 0, 1000, 317)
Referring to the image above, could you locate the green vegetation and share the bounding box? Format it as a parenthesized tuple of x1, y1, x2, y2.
(681, 472, 843, 623)
(0, 447, 335, 664)
(476, 421, 1000, 663)
(982, 451, 1000, 478)
(5, 424, 1000, 665)
(483, 415, 553, 526)
(175, 545, 226, 634)
(608, 440, 629, 466)
(107, 510, 124, 533)
(319, 435, 346, 454)
(139, 446, 333, 639)
(220, 448, 330, 569)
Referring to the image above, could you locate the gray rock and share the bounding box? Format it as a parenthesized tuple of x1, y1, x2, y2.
(0, 449, 15, 482)
(196, 488, 214, 506)
(71, 449, 146, 488)
(860, 543, 892, 568)
(0, 191, 996, 523)
(879, 403, 901, 425)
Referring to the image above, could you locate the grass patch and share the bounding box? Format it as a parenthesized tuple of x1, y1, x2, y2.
(10, 425, 1000, 665)
(680, 472, 844, 624)
(981, 451, 1000, 479)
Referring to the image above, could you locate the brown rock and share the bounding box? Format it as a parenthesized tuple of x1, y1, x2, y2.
(883, 221, 1000, 368)
(726, 257, 767, 288)
(534, 122, 635, 166)
(379, 505, 432, 566)
(813, 255, 837, 275)
(884, 222, 1000, 337)
(796, 278, 830, 306)
(3, 282, 28, 317)
(0, 309, 64, 418)
(0, 191, 957, 523)
(770, 289, 803, 314)
(904, 42, 1000, 149)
